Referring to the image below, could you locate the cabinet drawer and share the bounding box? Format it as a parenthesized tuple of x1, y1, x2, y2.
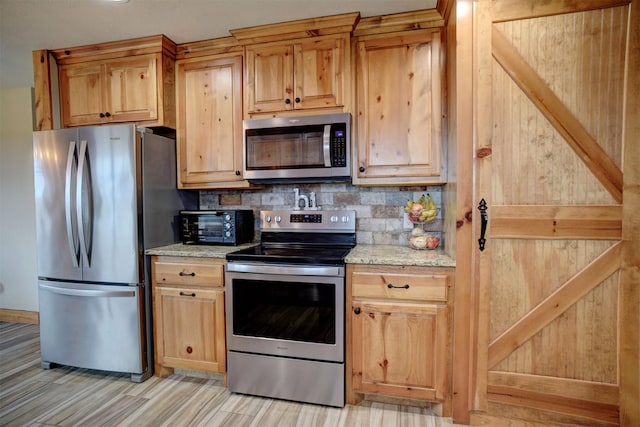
(351, 270, 448, 302)
(153, 257, 224, 287)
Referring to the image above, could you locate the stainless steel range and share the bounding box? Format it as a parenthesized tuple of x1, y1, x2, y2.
(225, 209, 356, 407)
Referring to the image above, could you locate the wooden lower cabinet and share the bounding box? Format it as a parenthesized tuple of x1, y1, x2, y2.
(347, 264, 453, 414)
(151, 256, 226, 377)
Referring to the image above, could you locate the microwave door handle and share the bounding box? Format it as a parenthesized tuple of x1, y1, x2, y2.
(65, 140, 80, 267)
(323, 124, 331, 167)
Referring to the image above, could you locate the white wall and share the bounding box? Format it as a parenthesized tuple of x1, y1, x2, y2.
(0, 87, 38, 312)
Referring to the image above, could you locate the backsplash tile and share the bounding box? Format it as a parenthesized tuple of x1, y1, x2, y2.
(199, 184, 444, 247)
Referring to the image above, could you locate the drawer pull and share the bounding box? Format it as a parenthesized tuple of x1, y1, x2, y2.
(387, 283, 410, 289)
(186, 346, 193, 354)
(179, 271, 196, 277)
(179, 291, 196, 297)
(354, 307, 361, 315)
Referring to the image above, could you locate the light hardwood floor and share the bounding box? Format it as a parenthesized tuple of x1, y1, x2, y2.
(0, 322, 465, 427)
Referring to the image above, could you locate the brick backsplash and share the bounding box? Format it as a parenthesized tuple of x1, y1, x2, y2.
(199, 184, 444, 247)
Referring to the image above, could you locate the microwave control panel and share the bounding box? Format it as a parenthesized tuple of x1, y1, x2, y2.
(331, 124, 347, 167)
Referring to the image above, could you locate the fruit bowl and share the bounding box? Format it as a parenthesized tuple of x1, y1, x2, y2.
(408, 234, 440, 250)
(404, 194, 437, 224)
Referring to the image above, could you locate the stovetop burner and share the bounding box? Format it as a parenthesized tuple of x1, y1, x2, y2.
(226, 209, 356, 265)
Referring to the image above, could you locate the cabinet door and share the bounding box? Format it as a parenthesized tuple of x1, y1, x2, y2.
(59, 63, 105, 127)
(155, 286, 226, 373)
(105, 55, 158, 122)
(355, 30, 444, 185)
(294, 36, 345, 110)
(177, 55, 245, 188)
(246, 44, 294, 113)
(351, 299, 448, 400)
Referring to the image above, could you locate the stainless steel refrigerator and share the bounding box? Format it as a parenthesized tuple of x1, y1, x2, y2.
(33, 124, 187, 382)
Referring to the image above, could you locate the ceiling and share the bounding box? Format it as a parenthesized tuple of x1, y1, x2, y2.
(0, 0, 437, 90)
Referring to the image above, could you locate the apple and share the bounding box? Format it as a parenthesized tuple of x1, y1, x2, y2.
(426, 236, 440, 249)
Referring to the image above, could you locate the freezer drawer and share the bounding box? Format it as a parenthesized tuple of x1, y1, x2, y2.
(39, 281, 147, 379)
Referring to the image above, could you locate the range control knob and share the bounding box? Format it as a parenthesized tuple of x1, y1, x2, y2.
(225, 231, 232, 237)
(330, 215, 339, 223)
(224, 214, 231, 221)
(275, 215, 282, 223)
(224, 222, 232, 229)
(342, 216, 350, 223)
(265, 215, 272, 223)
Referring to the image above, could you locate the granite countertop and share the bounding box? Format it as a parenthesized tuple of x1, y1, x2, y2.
(345, 244, 455, 267)
(147, 243, 455, 267)
(145, 243, 258, 259)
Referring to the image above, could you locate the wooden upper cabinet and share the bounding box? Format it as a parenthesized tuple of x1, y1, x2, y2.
(52, 35, 176, 128)
(354, 29, 445, 185)
(59, 55, 158, 127)
(231, 12, 359, 118)
(245, 35, 347, 115)
(106, 56, 158, 122)
(176, 48, 248, 189)
(58, 62, 105, 126)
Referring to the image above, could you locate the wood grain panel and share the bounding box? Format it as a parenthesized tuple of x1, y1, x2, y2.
(491, 205, 622, 239)
(497, 9, 627, 171)
(355, 29, 443, 183)
(487, 384, 619, 425)
(620, 1, 640, 424)
(488, 371, 619, 405)
(492, 0, 630, 23)
(184, 62, 234, 173)
(490, 240, 619, 382)
(351, 300, 447, 400)
(351, 270, 448, 302)
(32, 50, 53, 131)
(152, 256, 224, 287)
(488, 242, 622, 369)
(492, 26, 623, 203)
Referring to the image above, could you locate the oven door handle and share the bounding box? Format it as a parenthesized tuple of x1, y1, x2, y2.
(226, 262, 344, 277)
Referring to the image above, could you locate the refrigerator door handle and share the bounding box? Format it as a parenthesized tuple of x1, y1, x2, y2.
(76, 140, 94, 267)
(65, 140, 80, 267)
(40, 282, 137, 298)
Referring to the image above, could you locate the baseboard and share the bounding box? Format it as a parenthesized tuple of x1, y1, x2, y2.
(0, 309, 39, 324)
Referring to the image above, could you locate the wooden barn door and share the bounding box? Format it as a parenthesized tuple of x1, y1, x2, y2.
(471, 1, 639, 426)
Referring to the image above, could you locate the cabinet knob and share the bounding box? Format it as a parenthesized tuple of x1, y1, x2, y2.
(359, 166, 365, 173)
(99, 113, 105, 118)
(235, 170, 241, 176)
(295, 97, 301, 103)
(105, 112, 111, 118)
(285, 98, 291, 104)
(186, 346, 193, 354)
(354, 307, 361, 315)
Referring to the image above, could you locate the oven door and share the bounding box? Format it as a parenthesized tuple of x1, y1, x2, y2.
(225, 262, 344, 362)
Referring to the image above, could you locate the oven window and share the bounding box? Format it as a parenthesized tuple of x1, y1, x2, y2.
(197, 218, 223, 237)
(246, 126, 325, 170)
(232, 279, 335, 344)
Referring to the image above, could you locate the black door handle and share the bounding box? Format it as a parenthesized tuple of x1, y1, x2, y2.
(387, 283, 410, 289)
(478, 198, 488, 251)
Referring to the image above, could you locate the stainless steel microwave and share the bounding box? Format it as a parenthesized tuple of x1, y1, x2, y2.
(243, 113, 350, 182)
(180, 210, 254, 245)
